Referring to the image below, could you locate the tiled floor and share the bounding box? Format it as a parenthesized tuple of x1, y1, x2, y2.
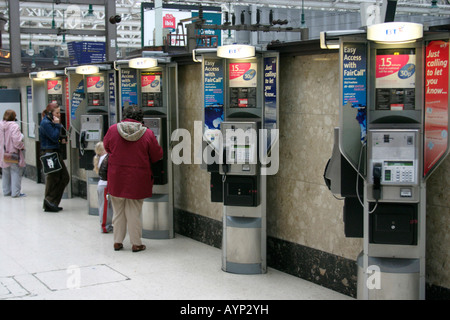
(0, 177, 352, 300)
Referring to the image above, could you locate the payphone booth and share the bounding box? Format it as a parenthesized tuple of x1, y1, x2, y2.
(198, 45, 279, 274)
(115, 56, 178, 239)
(29, 70, 71, 196)
(65, 64, 117, 215)
(324, 23, 449, 299)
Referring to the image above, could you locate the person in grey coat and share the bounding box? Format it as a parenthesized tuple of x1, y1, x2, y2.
(0, 109, 26, 198)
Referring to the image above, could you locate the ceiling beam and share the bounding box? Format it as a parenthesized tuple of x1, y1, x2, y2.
(20, 0, 106, 5)
(20, 27, 104, 36)
(169, 0, 450, 15)
(8, 0, 21, 73)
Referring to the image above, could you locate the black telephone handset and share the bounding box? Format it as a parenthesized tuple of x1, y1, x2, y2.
(373, 163, 382, 200)
(45, 112, 53, 121)
(222, 147, 229, 174)
(80, 131, 88, 148)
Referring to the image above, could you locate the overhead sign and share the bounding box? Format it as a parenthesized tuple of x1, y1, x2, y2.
(68, 41, 105, 66)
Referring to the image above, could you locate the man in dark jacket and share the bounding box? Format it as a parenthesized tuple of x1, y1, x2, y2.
(103, 105, 163, 252)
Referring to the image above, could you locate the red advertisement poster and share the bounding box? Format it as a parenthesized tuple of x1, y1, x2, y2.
(424, 40, 449, 176)
(47, 80, 62, 94)
(86, 76, 103, 92)
(229, 62, 257, 87)
(376, 54, 411, 82)
(141, 74, 161, 93)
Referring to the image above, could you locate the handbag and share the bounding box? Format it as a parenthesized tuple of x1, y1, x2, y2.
(3, 152, 19, 164)
(2, 127, 20, 164)
(40, 152, 62, 174)
(98, 154, 109, 181)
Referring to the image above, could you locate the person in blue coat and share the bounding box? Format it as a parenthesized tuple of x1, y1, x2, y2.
(39, 103, 70, 212)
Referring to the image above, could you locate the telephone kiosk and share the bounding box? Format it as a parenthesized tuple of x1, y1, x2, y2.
(65, 64, 113, 168)
(324, 23, 449, 299)
(198, 45, 279, 274)
(115, 55, 178, 239)
(29, 70, 71, 195)
(65, 64, 116, 215)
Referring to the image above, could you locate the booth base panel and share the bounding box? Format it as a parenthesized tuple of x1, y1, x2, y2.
(223, 262, 265, 275)
(88, 207, 98, 216)
(142, 198, 173, 239)
(357, 268, 420, 300)
(142, 229, 172, 239)
(356, 253, 420, 300)
(222, 218, 266, 275)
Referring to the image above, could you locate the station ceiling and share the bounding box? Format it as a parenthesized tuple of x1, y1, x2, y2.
(0, 0, 449, 71)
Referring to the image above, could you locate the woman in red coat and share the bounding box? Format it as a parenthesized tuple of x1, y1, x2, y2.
(103, 106, 163, 252)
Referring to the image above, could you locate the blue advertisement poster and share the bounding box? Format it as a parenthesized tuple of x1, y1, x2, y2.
(120, 68, 138, 108)
(109, 72, 117, 125)
(71, 80, 85, 120)
(342, 43, 367, 142)
(264, 56, 277, 154)
(204, 59, 224, 131)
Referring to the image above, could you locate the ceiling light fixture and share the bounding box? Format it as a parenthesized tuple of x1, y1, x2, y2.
(128, 57, 158, 69)
(367, 22, 423, 44)
(84, 4, 96, 23)
(217, 44, 255, 59)
(36, 71, 57, 79)
(75, 65, 100, 74)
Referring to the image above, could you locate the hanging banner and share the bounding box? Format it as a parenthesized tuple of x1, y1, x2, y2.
(424, 40, 449, 177)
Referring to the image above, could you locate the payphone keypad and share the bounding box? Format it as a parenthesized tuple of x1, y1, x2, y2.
(220, 122, 258, 176)
(368, 129, 419, 202)
(383, 161, 414, 183)
(143, 118, 161, 143)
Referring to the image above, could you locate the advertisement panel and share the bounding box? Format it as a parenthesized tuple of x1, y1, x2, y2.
(424, 40, 449, 177)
